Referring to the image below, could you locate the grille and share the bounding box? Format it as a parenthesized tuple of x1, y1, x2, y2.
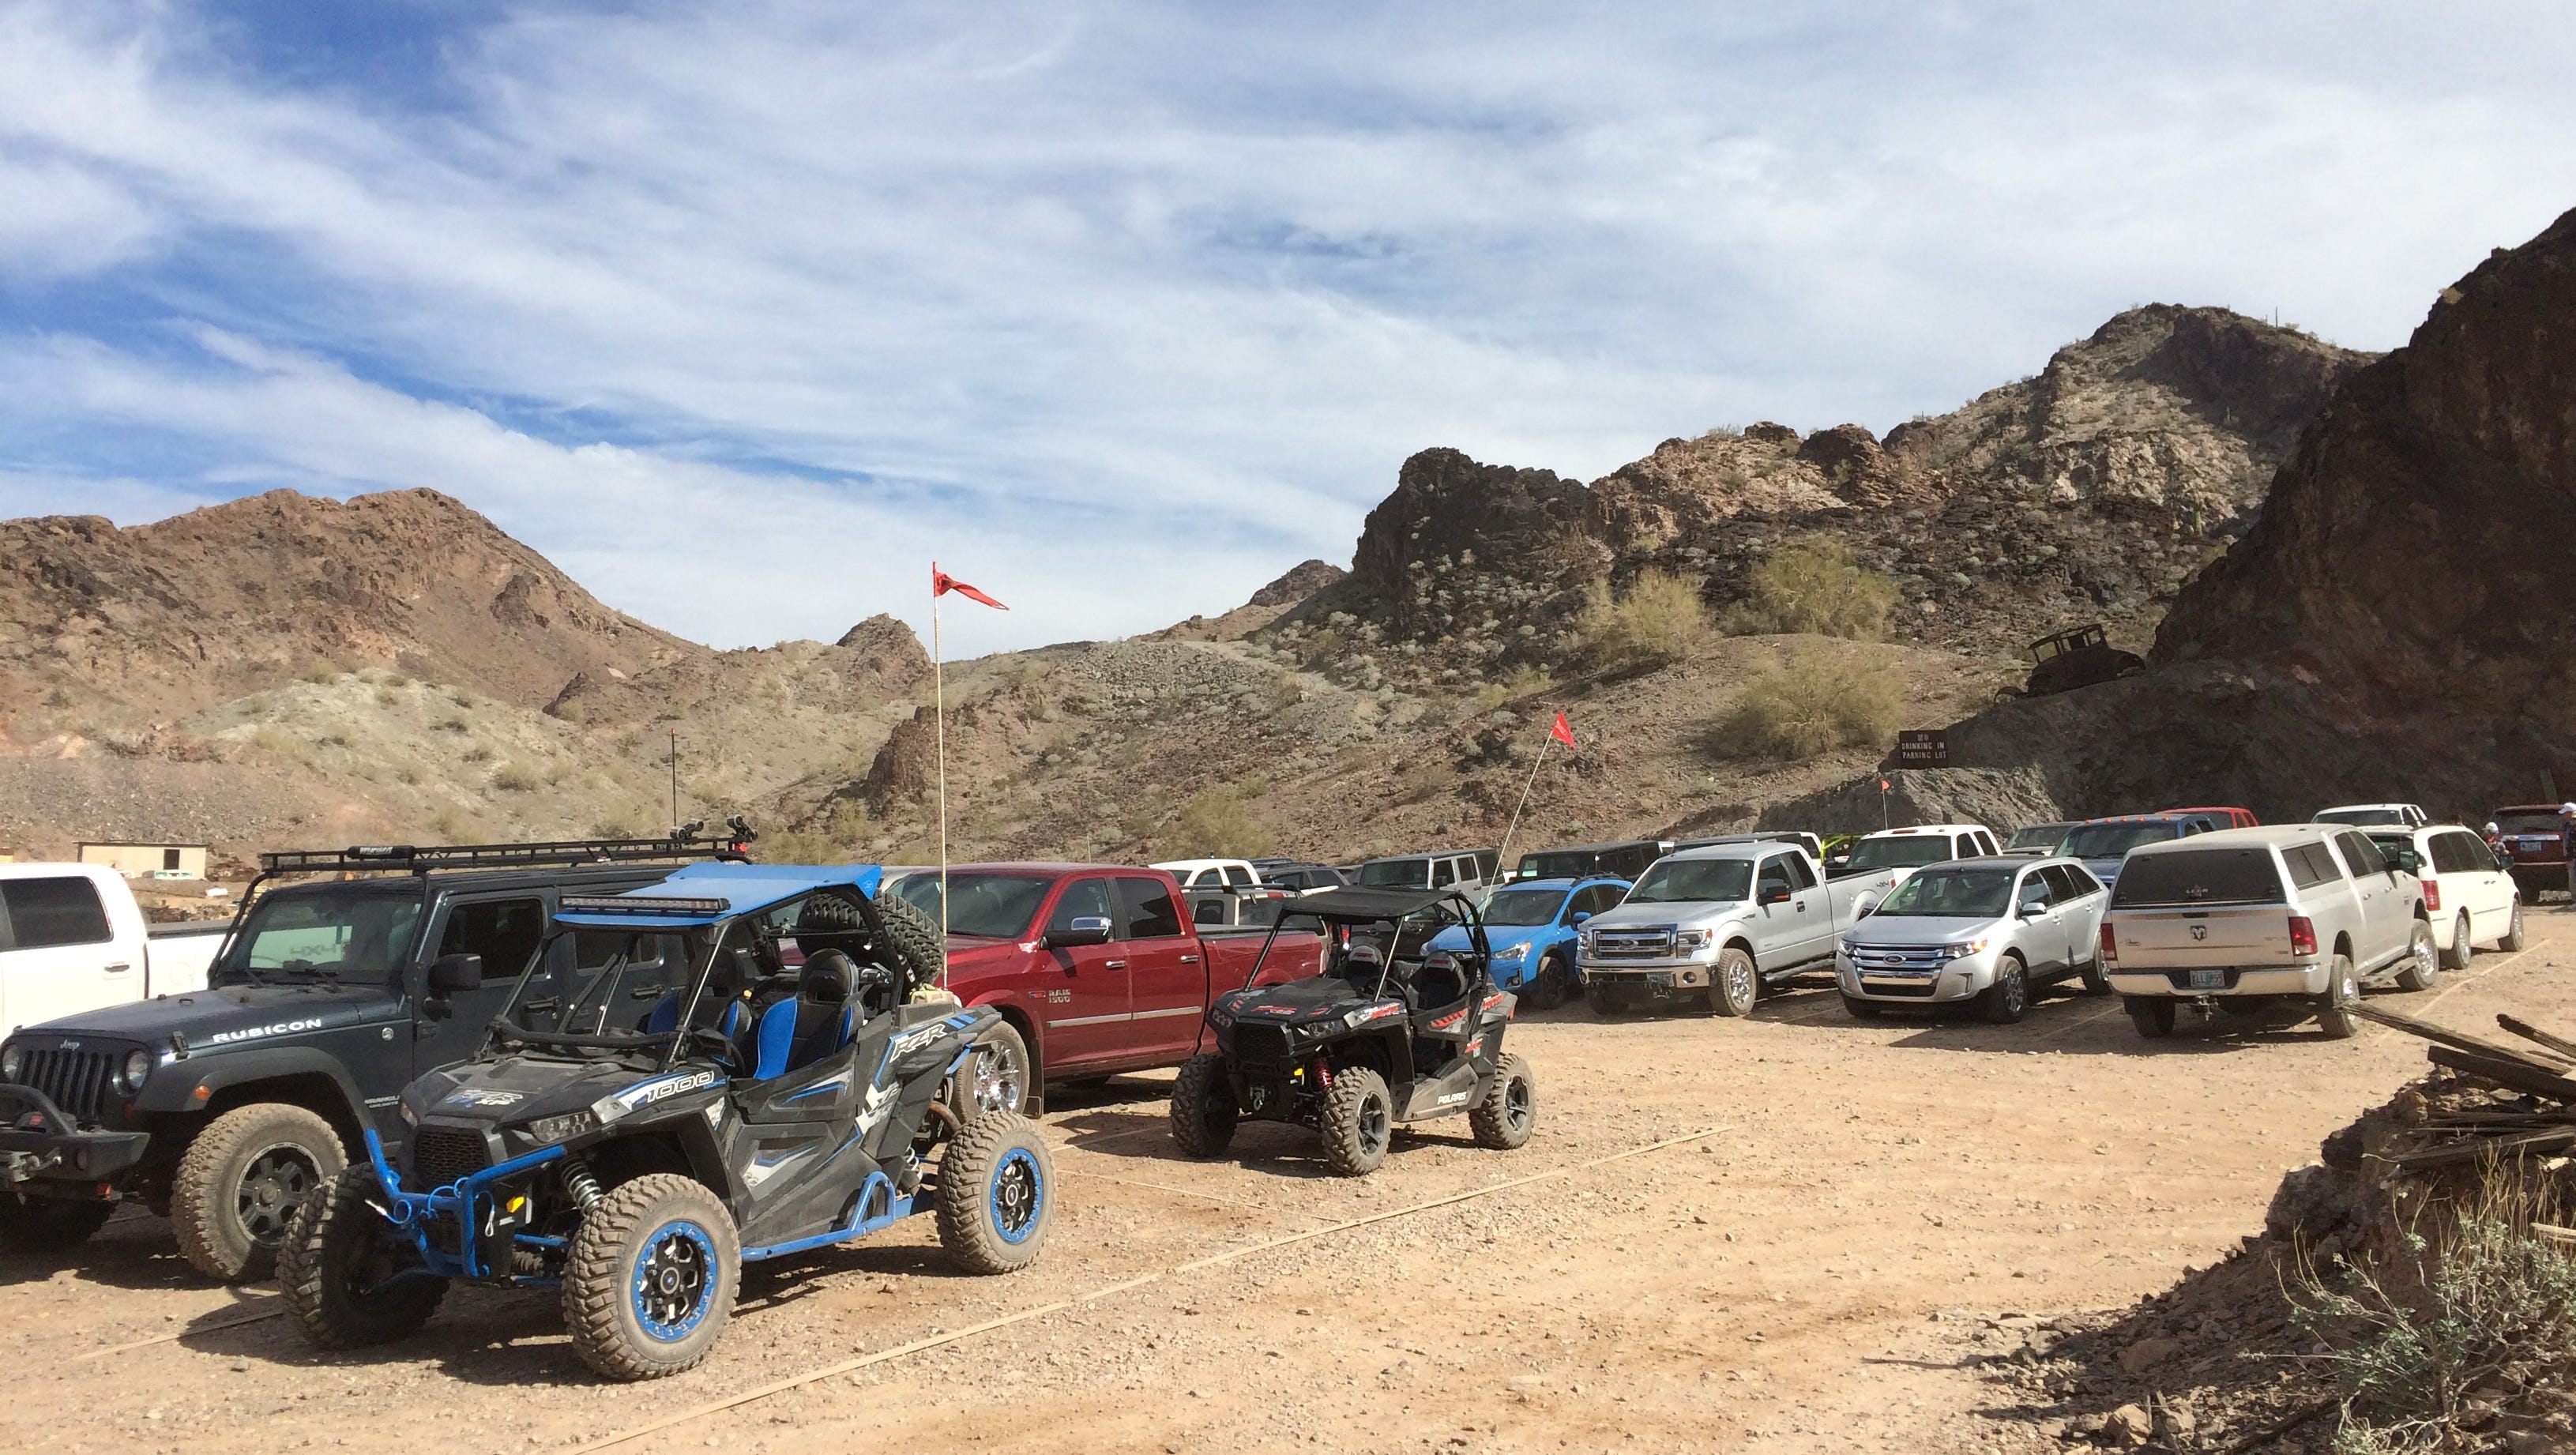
(1858, 979, 1938, 998)
(408, 1127, 491, 1190)
(1231, 1024, 1291, 1072)
(1589, 927, 1675, 960)
(1847, 945, 1953, 972)
(19, 1046, 119, 1124)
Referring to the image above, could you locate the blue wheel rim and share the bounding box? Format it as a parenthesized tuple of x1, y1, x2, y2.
(630, 1219, 717, 1343)
(990, 1146, 1044, 1246)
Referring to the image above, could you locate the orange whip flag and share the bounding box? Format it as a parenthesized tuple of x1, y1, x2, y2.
(932, 563, 1008, 611)
(1498, 709, 1578, 884)
(1551, 712, 1578, 750)
(928, 562, 1007, 983)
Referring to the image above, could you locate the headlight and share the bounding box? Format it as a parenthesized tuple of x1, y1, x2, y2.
(524, 1111, 595, 1146)
(118, 1048, 154, 1092)
(1837, 937, 1856, 956)
(1497, 942, 1532, 961)
(1673, 929, 1714, 953)
(399, 1101, 417, 1126)
(1942, 938, 1992, 959)
(0, 1043, 21, 1082)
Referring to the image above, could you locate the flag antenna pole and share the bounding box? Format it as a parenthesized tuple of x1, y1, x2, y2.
(933, 565, 949, 983)
(1495, 727, 1555, 881)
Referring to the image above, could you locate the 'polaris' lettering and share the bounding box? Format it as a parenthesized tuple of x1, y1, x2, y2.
(207, 1018, 324, 1045)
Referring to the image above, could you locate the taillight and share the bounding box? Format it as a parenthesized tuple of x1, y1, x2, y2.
(2099, 923, 2117, 965)
(2422, 879, 2441, 912)
(2288, 915, 2318, 957)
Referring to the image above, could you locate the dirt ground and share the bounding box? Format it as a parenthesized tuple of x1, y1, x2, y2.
(9, 908, 2574, 1455)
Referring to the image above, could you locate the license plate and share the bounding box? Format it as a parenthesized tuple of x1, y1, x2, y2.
(2189, 969, 2226, 991)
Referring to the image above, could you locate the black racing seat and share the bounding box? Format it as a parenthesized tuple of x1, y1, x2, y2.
(750, 949, 859, 1081)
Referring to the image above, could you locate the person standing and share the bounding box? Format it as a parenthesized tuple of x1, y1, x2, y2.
(2563, 804, 2576, 902)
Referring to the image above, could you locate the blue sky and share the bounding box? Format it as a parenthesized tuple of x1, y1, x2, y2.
(2, 2, 2571, 656)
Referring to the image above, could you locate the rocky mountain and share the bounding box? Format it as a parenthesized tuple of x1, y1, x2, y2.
(1275, 306, 2371, 686)
(1775, 206, 2576, 829)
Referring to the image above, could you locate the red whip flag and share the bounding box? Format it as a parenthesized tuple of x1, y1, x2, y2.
(932, 562, 1008, 611)
(1550, 712, 1577, 750)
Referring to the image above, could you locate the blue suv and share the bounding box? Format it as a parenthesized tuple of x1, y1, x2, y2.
(1424, 876, 1630, 1010)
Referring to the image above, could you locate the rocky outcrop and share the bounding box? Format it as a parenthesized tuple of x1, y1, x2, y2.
(1247, 559, 1347, 609)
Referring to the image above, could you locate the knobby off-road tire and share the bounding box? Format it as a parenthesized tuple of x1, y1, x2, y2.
(2392, 921, 2439, 993)
(1469, 1054, 1536, 1152)
(2126, 996, 2176, 1040)
(2500, 899, 2528, 952)
(1980, 954, 2030, 1025)
(172, 1102, 347, 1283)
(937, 1111, 1053, 1275)
(2439, 912, 2475, 972)
(0, 1194, 114, 1253)
(1168, 1054, 1239, 1159)
(1319, 1066, 1394, 1177)
(1709, 949, 1758, 1018)
(562, 1174, 739, 1381)
(946, 1017, 1032, 1123)
(279, 1167, 446, 1348)
(2314, 956, 2362, 1040)
(1840, 994, 1883, 1021)
(874, 892, 947, 988)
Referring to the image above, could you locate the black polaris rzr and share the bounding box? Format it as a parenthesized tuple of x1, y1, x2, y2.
(278, 863, 1052, 1381)
(1168, 887, 1535, 1177)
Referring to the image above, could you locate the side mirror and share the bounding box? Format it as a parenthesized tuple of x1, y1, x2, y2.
(1571, 911, 1593, 927)
(1046, 915, 1115, 949)
(2018, 899, 2048, 919)
(1758, 885, 1791, 906)
(428, 953, 484, 994)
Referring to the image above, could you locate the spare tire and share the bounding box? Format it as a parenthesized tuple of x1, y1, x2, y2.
(872, 892, 946, 987)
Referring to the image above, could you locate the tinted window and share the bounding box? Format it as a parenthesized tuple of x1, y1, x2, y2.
(2336, 833, 2390, 876)
(439, 897, 547, 981)
(0, 877, 112, 949)
(1874, 868, 2015, 919)
(2007, 824, 2069, 852)
(1628, 859, 1754, 904)
(2430, 833, 2484, 875)
(2063, 823, 2183, 859)
(1223, 865, 1253, 886)
(1359, 859, 1431, 889)
(1481, 889, 1566, 927)
(2315, 807, 2407, 826)
(1431, 859, 1457, 889)
(2495, 811, 2562, 835)
(1755, 857, 1794, 897)
(2014, 873, 2050, 910)
(2109, 849, 2286, 908)
(1115, 878, 1184, 939)
(2282, 842, 2340, 889)
(229, 889, 424, 983)
(1954, 835, 1980, 859)
(1781, 855, 1818, 891)
(1518, 852, 1594, 882)
(1190, 896, 1224, 926)
(1845, 837, 1957, 871)
(1049, 878, 1116, 935)
(2461, 834, 2502, 873)
(893, 872, 1051, 938)
(2039, 865, 2081, 903)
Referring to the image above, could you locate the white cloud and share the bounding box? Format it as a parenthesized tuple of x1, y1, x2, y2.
(1, 0, 2572, 651)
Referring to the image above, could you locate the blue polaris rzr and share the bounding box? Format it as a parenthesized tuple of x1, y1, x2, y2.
(276, 863, 1051, 1381)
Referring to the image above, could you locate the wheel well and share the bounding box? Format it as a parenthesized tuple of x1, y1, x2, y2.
(992, 1003, 1041, 1083)
(2332, 933, 2354, 961)
(201, 1074, 364, 1152)
(587, 1129, 701, 1192)
(1326, 1034, 1397, 1083)
(1723, 937, 1756, 962)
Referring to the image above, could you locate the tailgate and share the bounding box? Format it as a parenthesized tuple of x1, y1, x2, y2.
(2106, 905, 2298, 969)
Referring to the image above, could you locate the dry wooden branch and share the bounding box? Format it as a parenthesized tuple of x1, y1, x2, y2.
(2498, 1013, 2576, 1062)
(2349, 1002, 2576, 1070)
(2428, 1046, 2576, 1103)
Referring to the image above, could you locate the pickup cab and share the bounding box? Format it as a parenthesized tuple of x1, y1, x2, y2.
(2101, 825, 2435, 1040)
(1578, 843, 1908, 1017)
(2, 863, 226, 1033)
(888, 865, 1322, 1107)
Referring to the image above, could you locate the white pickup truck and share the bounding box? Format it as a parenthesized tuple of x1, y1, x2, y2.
(1578, 838, 1907, 1016)
(1, 863, 226, 1034)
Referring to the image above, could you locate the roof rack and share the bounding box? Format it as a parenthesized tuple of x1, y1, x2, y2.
(256, 818, 757, 878)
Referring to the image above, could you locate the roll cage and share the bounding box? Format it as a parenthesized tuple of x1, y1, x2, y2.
(1239, 886, 1494, 1000)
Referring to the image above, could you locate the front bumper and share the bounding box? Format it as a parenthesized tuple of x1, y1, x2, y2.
(0, 1084, 152, 1187)
(1834, 950, 1995, 1003)
(1580, 958, 1717, 992)
(2106, 964, 2330, 998)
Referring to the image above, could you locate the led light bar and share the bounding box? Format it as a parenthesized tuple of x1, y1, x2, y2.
(558, 896, 732, 916)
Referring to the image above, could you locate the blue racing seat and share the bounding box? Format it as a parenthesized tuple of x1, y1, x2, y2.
(750, 950, 859, 1081)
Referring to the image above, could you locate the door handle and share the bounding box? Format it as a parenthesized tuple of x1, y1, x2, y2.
(1793, 900, 1807, 911)
(105, 961, 134, 973)
(1104, 959, 1129, 969)
(1179, 954, 1200, 964)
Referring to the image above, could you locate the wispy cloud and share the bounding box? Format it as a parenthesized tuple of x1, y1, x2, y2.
(1, 1, 2571, 652)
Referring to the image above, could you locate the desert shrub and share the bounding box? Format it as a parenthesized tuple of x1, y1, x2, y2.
(316, 731, 350, 748)
(299, 659, 340, 685)
(1399, 759, 1459, 803)
(243, 693, 270, 716)
(462, 745, 495, 765)
(2292, 1167, 2576, 1453)
(548, 697, 589, 724)
(449, 690, 475, 709)
(394, 765, 422, 786)
(1267, 675, 1307, 712)
(1170, 787, 1275, 859)
(433, 716, 468, 734)
(1719, 539, 1900, 640)
(1303, 626, 1348, 671)
(247, 727, 311, 762)
(1579, 569, 1709, 667)
(374, 686, 404, 709)
(490, 761, 538, 791)
(1712, 648, 1902, 761)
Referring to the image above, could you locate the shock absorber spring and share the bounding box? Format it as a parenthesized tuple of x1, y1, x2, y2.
(562, 1160, 606, 1212)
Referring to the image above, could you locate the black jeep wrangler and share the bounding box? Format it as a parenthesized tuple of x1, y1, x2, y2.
(0, 829, 752, 1280)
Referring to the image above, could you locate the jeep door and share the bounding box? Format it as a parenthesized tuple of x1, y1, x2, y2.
(0, 873, 128, 1032)
(1031, 878, 1130, 1073)
(1115, 876, 1208, 1065)
(411, 894, 547, 1079)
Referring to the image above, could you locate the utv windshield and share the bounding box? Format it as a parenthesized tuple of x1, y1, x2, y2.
(2061, 823, 2182, 859)
(1872, 869, 2015, 919)
(1626, 859, 1753, 905)
(891, 872, 1050, 938)
(1359, 858, 1432, 889)
(1843, 837, 1956, 872)
(1480, 888, 1568, 927)
(511, 927, 704, 1040)
(220, 887, 424, 986)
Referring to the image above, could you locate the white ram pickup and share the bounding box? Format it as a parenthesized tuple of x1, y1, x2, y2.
(1577, 841, 1911, 1017)
(0, 864, 226, 1034)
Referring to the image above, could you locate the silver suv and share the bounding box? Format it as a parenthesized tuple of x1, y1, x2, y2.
(2100, 825, 2435, 1040)
(1833, 856, 2110, 1024)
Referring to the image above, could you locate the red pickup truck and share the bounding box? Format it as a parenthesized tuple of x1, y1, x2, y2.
(886, 863, 1323, 1111)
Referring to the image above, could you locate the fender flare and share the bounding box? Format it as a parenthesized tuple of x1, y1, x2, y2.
(134, 1044, 371, 1128)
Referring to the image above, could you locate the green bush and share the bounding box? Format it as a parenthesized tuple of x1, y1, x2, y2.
(1171, 787, 1275, 859)
(1580, 569, 1709, 667)
(1712, 647, 1902, 761)
(1720, 539, 1899, 640)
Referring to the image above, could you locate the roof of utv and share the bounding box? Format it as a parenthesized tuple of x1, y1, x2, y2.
(1286, 886, 1483, 923)
(554, 861, 885, 928)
